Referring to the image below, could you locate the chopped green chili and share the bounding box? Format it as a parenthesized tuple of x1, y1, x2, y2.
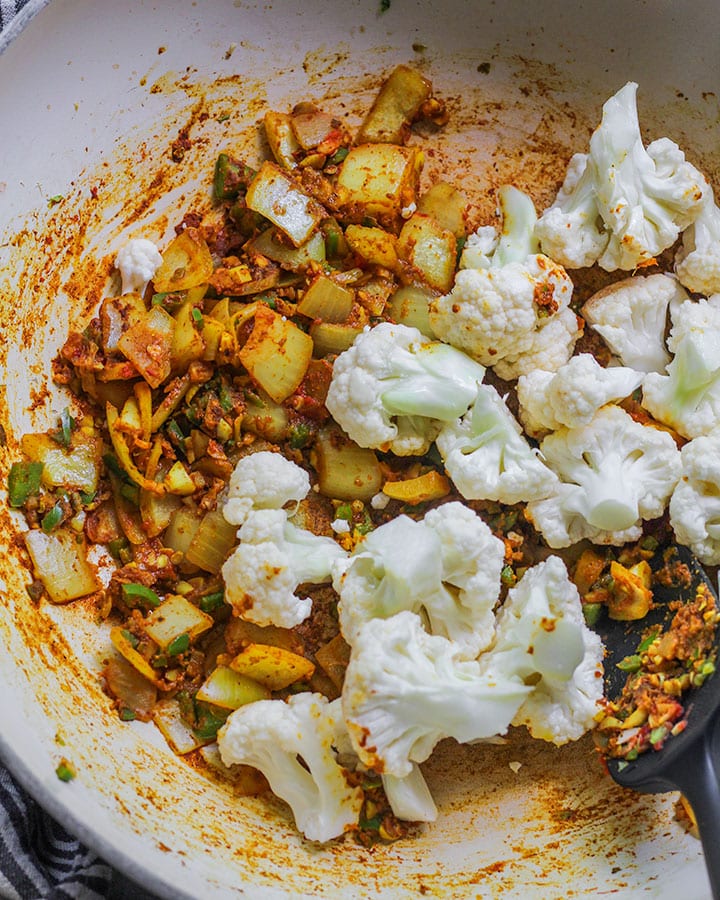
(617, 654, 642, 673)
(8, 461, 43, 507)
(199, 591, 225, 612)
(41, 503, 65, 533)
(167, 633, 190, 656)
(121, 583, 161, 609)
(55, 759, 76, 782)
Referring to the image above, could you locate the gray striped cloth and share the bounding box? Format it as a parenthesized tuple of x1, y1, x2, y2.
(0, 5, 161, 898)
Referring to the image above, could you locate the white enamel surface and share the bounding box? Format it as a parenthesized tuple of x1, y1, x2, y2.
(0, 1, 718, 897)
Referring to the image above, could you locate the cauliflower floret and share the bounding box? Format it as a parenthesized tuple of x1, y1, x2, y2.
(341, 611, 533, 778)
(429, 186, 576, 375)
(642, 295, 720, 438)
(675, 190, 720, 296)
(526, 406, 681, 547)
(223, 451, 311, 526)
(536, 82, 708, 272)
(669, 430, 720, 564)
(581, 273, 689, 374)
(478, 556, 604, 744)
(533, 152, 608, 268)
(222, 508, 346, 628)
(333, 502, 504, 658)
(517, 353, 644, 437)
(325, 322, 486, 457)
(435, 383, 559, 504)
(492, 305, 582, 381)
(381, 765, 438, 823)
(114, 237, 163, 295)
(218, 693, 364, 842)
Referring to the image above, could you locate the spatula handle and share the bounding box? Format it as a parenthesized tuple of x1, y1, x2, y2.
(672, 715, 720, 899)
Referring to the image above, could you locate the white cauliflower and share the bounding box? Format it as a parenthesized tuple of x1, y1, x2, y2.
(429, 185, 577, 377)
(675, 190, 720, 296)
(517, 353, 644, 437)
(223, 450, 311, 526)
(114, 237, 163, 295)
(222, 508, 346, 628)
(217, 693, 364, 842)
(581, 273, 689, 373)
(536, 81, 708, 271)
(526, 406, 682, 547)
(642, 295, 720, 438)
(325, 322, 486, 457)
(333, 502, 504, 658)
(435, 382, 559, 504)
(478, 556, 604, 744)
(669, 430, 720, 564)
(341, 611, 533, 778)
(381, 765, 438, 823)
(491, 306, 582, 381)
(534, 153, 607, 269)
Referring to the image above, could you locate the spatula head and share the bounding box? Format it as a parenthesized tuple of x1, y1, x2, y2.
(597, 544, 720, 791)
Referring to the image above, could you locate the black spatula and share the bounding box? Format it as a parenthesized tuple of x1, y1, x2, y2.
(598, 544, 720, 898)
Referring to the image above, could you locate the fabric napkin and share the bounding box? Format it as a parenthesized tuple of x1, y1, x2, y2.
(0, 5, 161, 898)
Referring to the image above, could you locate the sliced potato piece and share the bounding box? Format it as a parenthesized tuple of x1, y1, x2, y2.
(247, 228, 326, 272)
(245, 161, 325, 247)
(243, 388, 290, 441)
(310, 321, 364, 358)
(397, 212, 457, 293)
(382, 471, 451, 505)
(184, 509, 238, 574)
(417, 182, 467, 239)
(21, 429, 102, 493)
(345, 224, 399, 270)
(196, 665, 270, 709)
(297, 274, 354, 323)
(100, 293, 147, 353)
(144, 594, 214, 649)
(356, 64, 432, 145)
(117, 305, 175, 388)
(264, 110, 302, 168)
(313, 427, 382, 501)
(171, 300, 206, 372)
(388, 283, 437, 338)
(239, 305, 313, 403)
(337, 143, 422, 227)
(153, 229, 214, 293)
(24, 528, 101, 603)
(229, 643, 315, 690)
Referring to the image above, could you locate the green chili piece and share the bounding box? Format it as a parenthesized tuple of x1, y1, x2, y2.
(213, 153, 255, 202)
(500, 565, 516, 588)
(637, 631, 659, 654)
(329, 147, 349, 165)
(288, 423, 312, 449)
(335, 503, 353, 521)
(193, 702, 229, 740)
(582, 602, 603, 627)
(199, 591, 225, 612)
(55, 759, 76, 782)
(41, 503, 65, 533)
(119, 707, 137, 722)
(167, 633, 190, 656)
(617, 654, 642, 673)
(649, 725, 668, 745)
(8, 461, 43, 507)
(121, 629, 139, 649)
(121, 583, 161, 609)
(191, 307, 204, 327)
